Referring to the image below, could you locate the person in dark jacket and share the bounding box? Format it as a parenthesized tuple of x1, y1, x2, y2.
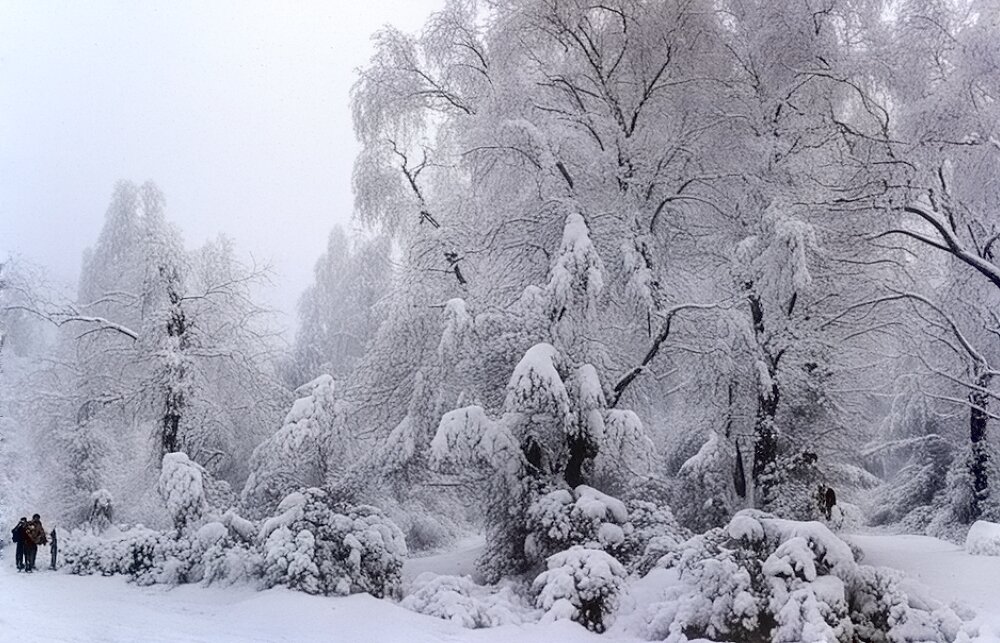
(11, 517, 27, 571)
(23, 514, 47, 572)
(824, 487, 838, 521)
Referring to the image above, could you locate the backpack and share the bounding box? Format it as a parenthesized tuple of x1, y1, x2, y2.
(25, 523, 43, 545)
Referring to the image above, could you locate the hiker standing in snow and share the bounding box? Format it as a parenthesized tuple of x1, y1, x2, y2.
(11, 517, 27, 571)
(23, 514, 47, 572)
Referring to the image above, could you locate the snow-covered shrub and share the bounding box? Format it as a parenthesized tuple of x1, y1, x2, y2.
(259, 488, 407, 598)
(159, 452, 207, 531)
(525, 485, 631, 563)
(240, 375, 342, 519)
(62, 526, 197, 586)
(869, 435, 954, 528)
(965, 520, 1000, 556)
(757, 451, 825, 521)
(925, 443, 1000, 542)
(532, 545, 628, 633)
(198, 520, 262, 586)
(524, 485, 686, 576)
(673, 431, 740, 532)
(644, 510, 971, 643)
(87, 488, 114, 532)
(401, 573, 536, 628)
(431, 339, 655, 582)
(628, 500, 691, 575)
(403, 513, 454, 553)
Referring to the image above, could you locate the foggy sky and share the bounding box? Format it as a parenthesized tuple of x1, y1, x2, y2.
(0, 0, 441, 332)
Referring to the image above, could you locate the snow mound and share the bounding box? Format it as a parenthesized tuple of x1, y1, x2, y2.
(401, 572, 536, 628)
(966, 521, 1000, 556)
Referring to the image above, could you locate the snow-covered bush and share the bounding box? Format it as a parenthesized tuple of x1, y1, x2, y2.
(403, 513, 455, 553)
(431, 339, 655, 581)
(87, 488, 114, 532)
(64, 486, 404, 600)
(240, 375, 342, 518)
(199, 519, 263, 586)
(965, 520, 1000, 556)
(644, 510, 971, 643)
(532, 545, 628, 633)
(259, 488, 407, 598)
(401, 573, 536, 628)
(159, 452, 207, 531)
(673, 431, 740, 532)
(62, 526, 196, 585)
(525, 485, 631, 563)
(868, 435, 954, 529)
(757, 451, 826, 521)
(628, 500, 691, 575)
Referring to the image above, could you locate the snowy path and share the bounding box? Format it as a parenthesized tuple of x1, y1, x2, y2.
(5, 533, 1000, 642)
(849, 533, 1000, 641)
(402, 536, 485, 585)
(0, 545, 614, 642)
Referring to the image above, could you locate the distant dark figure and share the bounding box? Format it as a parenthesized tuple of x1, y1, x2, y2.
(22, 514, 47, 572)
(49, 528, 58, 570)
(824, 487, 837, 521)
(11, 517, 27, 571)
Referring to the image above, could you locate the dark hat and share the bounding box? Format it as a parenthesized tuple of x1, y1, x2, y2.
(31, 514, 40, 520)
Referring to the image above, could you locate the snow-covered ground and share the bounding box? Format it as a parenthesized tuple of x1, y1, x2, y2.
(847, 533, 1000, 642)
(3, 532, 1000, 642)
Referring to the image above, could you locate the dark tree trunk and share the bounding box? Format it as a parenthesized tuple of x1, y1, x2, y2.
(160, 270, 187, 456)
(734, 440, 747, 499)
(969, 370, 992, 520)
(747, 288, 782, 504)
(564, 435, 597, 488)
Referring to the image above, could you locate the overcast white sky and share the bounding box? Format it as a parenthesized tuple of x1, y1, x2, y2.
(0, 0, 441, 331)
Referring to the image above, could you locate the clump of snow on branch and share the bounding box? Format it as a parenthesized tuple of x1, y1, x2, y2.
(438, 297, 473, 360)
(430, 405, 522, 484)
(503, 343, 571, 422)
(546, 213, 605, 333)
(621, 236, 656, 317)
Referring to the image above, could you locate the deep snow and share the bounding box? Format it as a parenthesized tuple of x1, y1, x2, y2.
(3, 531, 1000, 642)
(847, 533, 1000, 642)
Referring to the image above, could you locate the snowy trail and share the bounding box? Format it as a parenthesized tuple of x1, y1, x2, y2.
(7, 533, 1000, 642)
(849, 533, 1000, 641)
(0, 545, 615, 642)
(402, 536, 485, 585)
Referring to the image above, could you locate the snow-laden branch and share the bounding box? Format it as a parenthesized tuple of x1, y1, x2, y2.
(825, 291, 985, 366)
(902, 204, 1000, 291)
(609, 302, 723, 407)
(2, 304, 138, 341)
